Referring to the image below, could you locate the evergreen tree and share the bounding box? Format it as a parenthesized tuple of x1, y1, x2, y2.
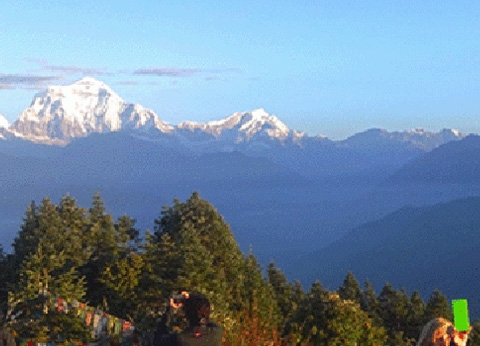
(80, 193, 120, 307)
(378, 284, 411, 345)
(8, 201, 40, 284)
(267, 261, 295, 322)
(147, 192, 285, 343)
(12, 197, 87, 302)
(406, 290, 426, 342)
(242, 252, 282, 329)
(291, 279, 306, 312)
(152, 192, 246, 313)
(338, 271, 363, 304)
(286, 282, 387, 345)
(98, 215, 143, 318)
(423, 288, 453, 322)
(9, 197, 89, 341)
(360, 280, 383, 326)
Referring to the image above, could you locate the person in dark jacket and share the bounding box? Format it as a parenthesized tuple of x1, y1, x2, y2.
(153, 292, 223, 346)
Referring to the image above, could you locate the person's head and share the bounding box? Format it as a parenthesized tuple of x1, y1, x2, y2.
(417, 318, 471, 346)
(183, 293, 211, 327)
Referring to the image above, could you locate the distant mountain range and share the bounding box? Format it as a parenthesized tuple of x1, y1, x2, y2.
(0, 77, 467, 151)
(2, 77, 480, 309)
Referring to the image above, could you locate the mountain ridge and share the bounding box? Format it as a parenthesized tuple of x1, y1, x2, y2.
(9, 77, 173, 144)
(0, 77, 467, 151)
(287, 196, 480, 317)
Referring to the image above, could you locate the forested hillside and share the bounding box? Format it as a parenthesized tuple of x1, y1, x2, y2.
(1, 193, 478, 345)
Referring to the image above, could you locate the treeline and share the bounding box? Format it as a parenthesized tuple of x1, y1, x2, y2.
(0, 192, 479, 345)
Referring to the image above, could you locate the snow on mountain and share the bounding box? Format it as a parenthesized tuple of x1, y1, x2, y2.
(11, 77, 173, 144)
(3, 77, 468, 152)
(0, 113, 10, 140)
(0, 113, 9, 129)
(177, 108, 305, 144)
(339, 127, 465, 152)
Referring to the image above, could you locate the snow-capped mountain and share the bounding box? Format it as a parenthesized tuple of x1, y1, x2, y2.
(0, 113, 9, 129)
(339, 127, 465, 152)
(177, 108, 305, 144)
(2, 77, 468, 152)
(10, 77, 173, 144)
(0, 113, 11, 140)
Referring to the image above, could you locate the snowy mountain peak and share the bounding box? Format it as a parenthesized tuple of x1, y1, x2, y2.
(0, 113, 9, 129)
(178, 108, 297, 143)
(11, 78, 172, 144)
(440, 128, 462, 137)
(340, 127, 466, 152)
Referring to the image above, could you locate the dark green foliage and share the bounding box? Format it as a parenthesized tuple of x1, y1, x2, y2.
(80, 193, 119, 307)
(378, 284, 411, 345)
(285, 281, 388, 345)
(424, 288, 453, 322)
(406, 291, 426, 341)
(242, 252, 282, 329)
(360, 280, 383, 326)
(338, 271, 363, 304)
(151, 192, 246, 311)
(268, 261, 298, 323)
(5, 194, 141, 341)
(42, 310, 92, 343)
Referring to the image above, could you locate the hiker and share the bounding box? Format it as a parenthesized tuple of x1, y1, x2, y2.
(0, 308, 16, 346)
(417, 317, 472, 346)
(153, 291, 223, 346)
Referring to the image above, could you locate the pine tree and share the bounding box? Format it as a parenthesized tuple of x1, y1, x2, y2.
(242, 252, 282, 328)
(338, 271, 363, 304)
(147, 192, 285, 344)
(286, 282, 388, 345)
(424, 288, 453, 322)
(152, 192, 246, 313)
(378, 284, 411, 345)
(291, 280, 305, 313)
(9, 201, 40, 284)
(9, 196, 89, 341)
(80, 193, 119, 307)
(267, 261, 295, 323)
(12, 197, 87, 302)
(360, 280, 383, 326)
(406, 290, 426, 342)
(98, 215, 143, 318)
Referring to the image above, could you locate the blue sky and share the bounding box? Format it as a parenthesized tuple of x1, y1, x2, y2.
(1, 0, 479, 139)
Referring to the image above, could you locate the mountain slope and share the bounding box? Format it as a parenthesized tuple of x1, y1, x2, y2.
(387, 134, 480, 184)
(339, 128, 465, 152)
(289, 197, 480, 317)
(0, 132, 317, 257)
(352, 134, 480, 218)
(10, 77, 172, 144)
